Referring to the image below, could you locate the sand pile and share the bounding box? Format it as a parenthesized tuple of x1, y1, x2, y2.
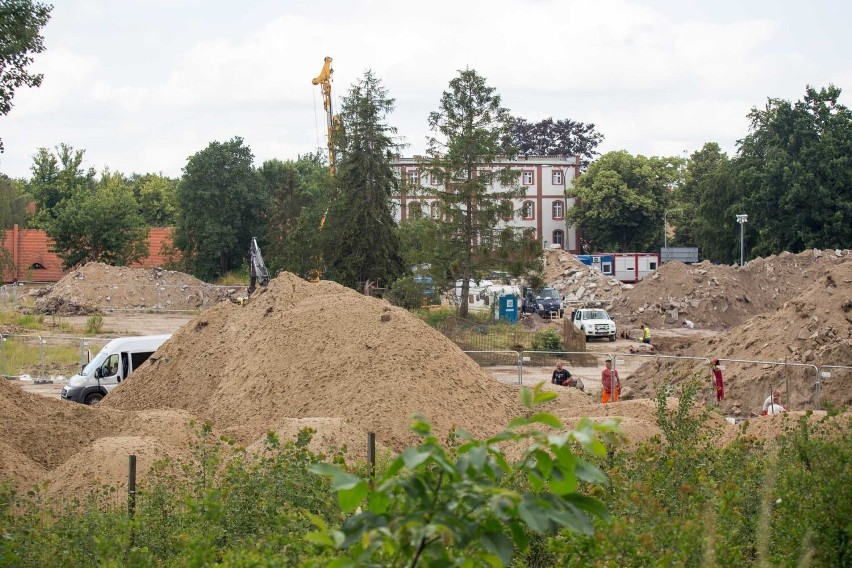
(102, 273, 526, 451)
(543, 250, 626, 305)
(34, 262, 243, 314)
(623, 261, 852, 415)
(0, 377, 198, 492)
(611, 249, 851, 329)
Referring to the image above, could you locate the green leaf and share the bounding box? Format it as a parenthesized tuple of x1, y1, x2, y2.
(328, 557, 356, 568)
(574, 459, 608, 485)
(303, 510, 329, 531)
(402, 447, 431, 470)
(548, 466, 577, 496)
(527, 469, 545, 492)
(481, 532, 514, 567)
(507, 416, 530, 429)
(520, 387, 532, 408)
(304, 531, 336, 547)
(533, 449, 554, 478)
(529, 412, 562, 428)
(368, 489, 390, 514)
(330, 470, 364, 492)
(532, 390, 558, 405)
(518, 499, 551, 533)
(547, 503, 594, 535)
(565, 493, 611, 522)
(338, 480, 368, 513)
(382, 456, 405, 479)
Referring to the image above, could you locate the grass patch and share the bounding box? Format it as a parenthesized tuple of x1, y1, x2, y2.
(215, 270, 248, 286)
(0, 337, 81, 378)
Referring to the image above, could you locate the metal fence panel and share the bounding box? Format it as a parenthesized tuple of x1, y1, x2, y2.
(818, 365, 852, 410)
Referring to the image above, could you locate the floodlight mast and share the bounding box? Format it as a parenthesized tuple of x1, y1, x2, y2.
(736, 214, 748, 266)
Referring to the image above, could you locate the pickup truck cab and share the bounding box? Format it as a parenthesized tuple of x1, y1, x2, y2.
(572, 308, 617, 341)
(522, 287, 564, 318)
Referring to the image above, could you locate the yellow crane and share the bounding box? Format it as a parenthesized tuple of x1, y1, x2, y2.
(312, 56, 338, 177)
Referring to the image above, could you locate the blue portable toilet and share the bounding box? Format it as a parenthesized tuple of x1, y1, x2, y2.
(498, 293, 518, 323)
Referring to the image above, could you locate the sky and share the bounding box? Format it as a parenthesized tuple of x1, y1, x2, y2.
(1, 0, 850, 180)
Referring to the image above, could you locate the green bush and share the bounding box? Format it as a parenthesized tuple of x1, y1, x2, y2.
(84, 313, 104, 334)
(386, 276, 431, 310)
(531, 328, 564, 352)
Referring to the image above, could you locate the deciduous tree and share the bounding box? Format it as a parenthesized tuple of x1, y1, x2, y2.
(0, 0, 51, 152)
(510, 117, 604, 168)
(568, 151, 684, 253)
(174, 137, 267, 280)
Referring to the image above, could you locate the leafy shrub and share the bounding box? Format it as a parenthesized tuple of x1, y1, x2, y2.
(84, 313, 104, 334)
(531, 328, 564, 352)
(386, 276, 431, 310)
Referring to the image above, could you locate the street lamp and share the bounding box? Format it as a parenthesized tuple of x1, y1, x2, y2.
(736, 214, 748, 266)
(663, 209, 681, 262)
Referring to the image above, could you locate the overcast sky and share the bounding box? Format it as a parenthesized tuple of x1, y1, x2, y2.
(1, 0, 849, 179)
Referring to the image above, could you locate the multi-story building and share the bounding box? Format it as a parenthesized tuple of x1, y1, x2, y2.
(390, 155, 581, 252)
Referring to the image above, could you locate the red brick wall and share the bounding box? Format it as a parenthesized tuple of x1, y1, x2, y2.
(2, 226, 179, 283)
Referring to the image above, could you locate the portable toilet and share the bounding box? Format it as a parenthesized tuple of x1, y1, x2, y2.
(498, 293, 518, 323)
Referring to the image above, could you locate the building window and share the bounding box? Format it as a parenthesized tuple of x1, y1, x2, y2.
(552, 200, 564, 219)
(408, 170, 419, 185)
(431, 173, 441, 186)
(501, 200, 513, 221)
(430, 201, 440, 220)
(408, 201, 422, 219)
(521, 201, 535, 220)
(522, 171, 534, 185)
(552, 170, 563, 185)
(552, 230, 564, 247)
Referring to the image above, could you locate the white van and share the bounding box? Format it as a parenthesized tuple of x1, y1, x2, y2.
(61, 335, 171, 405)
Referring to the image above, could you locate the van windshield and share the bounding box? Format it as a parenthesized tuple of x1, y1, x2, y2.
(80, 350, 109, 376)
(535, 289, 559, 300)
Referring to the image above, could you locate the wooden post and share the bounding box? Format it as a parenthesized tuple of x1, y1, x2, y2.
(367, 433, 376, 477)
(128, 455, 137, 517)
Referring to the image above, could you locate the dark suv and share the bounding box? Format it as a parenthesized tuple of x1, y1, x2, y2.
(522, 287, 564, 318)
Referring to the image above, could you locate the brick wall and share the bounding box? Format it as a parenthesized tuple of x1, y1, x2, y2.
(2, 226, 179, 283)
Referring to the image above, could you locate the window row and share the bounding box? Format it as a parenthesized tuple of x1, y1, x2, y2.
(404, 169, 565, 186)
(406, 200, 567, 221)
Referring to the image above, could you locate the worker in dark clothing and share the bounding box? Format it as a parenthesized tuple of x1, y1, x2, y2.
(551, 361, 572, 386)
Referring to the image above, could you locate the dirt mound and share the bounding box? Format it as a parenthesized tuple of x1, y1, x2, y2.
(611, 249, 851, 329)
(543, 250, 625, 305)
(101, 273, 525, 451)
(35, 262, 243, 314)
(43, 436, 189, 499)
(624, 261, 852, 414)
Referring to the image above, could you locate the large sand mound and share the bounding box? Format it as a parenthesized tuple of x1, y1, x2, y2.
(624, 261, 852, 414)
(34, 262, 243, 314)
(611, 249, 851, 329)
(102, 273, 526, 450)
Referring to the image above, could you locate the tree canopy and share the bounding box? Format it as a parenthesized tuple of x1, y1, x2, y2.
(569, 151, 684, 253)
(510, 117, 604, 168)
(173, 137, 267, 281)
(0, 0, 52, 152)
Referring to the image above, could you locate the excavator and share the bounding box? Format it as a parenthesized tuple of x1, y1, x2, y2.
(247, 237, 270, 296)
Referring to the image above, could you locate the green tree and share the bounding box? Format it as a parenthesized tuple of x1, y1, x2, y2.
(130, 173, 177, 226)
(568, 151, 684, 252)
(424, 68, 524, 317)
(0, 0, 52, 152)
(27, 143, 95, 221)
(260, 154, 330, 276)
(322, 70, 404, 289)
(174, 137, 267, 280)
(736, 84, 852, 256)
(674, 143, 741, 263)
(0, 173, 30, 228)
(42, 170, 149, 268)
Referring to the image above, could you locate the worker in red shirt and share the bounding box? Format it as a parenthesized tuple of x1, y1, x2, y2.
(601, 359, 620, 403)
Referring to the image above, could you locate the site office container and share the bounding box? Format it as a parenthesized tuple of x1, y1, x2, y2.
(576, 252, 659, 282)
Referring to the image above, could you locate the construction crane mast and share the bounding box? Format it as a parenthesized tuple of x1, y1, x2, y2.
(312, 56, 338, 177)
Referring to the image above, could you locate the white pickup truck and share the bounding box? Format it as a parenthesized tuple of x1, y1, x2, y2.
(572, 308, 617, 341)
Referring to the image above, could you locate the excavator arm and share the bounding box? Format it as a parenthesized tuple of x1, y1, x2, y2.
(247, 237, 270, 296)
(312, 56, 337, 177)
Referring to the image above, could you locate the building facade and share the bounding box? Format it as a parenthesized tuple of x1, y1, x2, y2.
(390, 155, 581, 252)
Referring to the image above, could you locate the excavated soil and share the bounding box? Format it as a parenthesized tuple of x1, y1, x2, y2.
(624, 261, 852, 415)
(102, 273, 526, 451)
(610, 249, 851, 330)
(33, 262, 243, 314)
(543, 250, 626, 306)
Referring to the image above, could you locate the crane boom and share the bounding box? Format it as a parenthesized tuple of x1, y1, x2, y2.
(311, 56, 337, 177)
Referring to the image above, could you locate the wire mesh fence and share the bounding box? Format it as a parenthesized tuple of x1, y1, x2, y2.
(0, 334, 112, 380)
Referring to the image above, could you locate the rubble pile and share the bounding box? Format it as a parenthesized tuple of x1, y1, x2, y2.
(34, 262, 244, 314)
(543, 250, 626, 305)
(611, 249, 851, 329)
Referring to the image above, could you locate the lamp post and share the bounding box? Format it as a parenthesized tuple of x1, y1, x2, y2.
(663, 209, 681, 262)
(736, 214, 748, 266)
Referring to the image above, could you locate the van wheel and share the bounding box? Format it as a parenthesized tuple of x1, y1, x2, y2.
(609, 334, 616, 342)
(84, 392, 104, 405)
